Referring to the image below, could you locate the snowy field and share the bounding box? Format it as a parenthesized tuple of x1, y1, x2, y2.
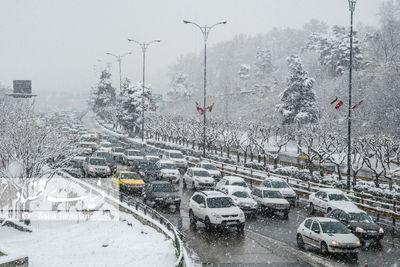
(0, 176, 177, 267)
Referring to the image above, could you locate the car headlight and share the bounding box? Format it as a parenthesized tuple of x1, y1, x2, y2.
(379, 227, 384, 234)
(89, 167, 94, 171)
(106, 167, 110, 172)
(155, 197, 163, 200)
(239, 212, 245, 218)
(211, 213, 221, 218)
(356, 240, 361, 246)
(355, 227, 365, 233)
(331, 240, 338, 246)
(252, 202, 258, 208)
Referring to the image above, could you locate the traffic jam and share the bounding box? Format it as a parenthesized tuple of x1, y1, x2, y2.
(63, 123, 386, 263)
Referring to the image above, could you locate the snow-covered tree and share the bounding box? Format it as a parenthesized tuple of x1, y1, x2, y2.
(168, 73, 192, 99)
(117, 78, 156, 136)
(276, 55, 319, 125)
(237, 64, 251, 93)
(91, 68, 116, 118)
(304, 25, 364, 76)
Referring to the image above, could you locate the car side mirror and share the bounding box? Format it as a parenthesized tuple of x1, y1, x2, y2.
(199, 203, 205, 208)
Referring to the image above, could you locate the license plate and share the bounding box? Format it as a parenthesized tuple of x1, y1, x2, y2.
(226, 221, 236, 225)
(166, 199, 174, 203)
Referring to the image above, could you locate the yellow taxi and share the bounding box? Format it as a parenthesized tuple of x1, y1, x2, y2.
(112, 171, 145, 192)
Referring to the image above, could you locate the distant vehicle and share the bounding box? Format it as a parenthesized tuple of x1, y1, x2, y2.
(78, 141, 97, 155)
(145, 155, 160, 163)
(220, 185, 257, 217)
(260, 177, 297, 206)
(183, 167, 215, 190)
(80, 133, 99, 143)
(143, 181, 181, 210)
(156, 160, 180, 183)
(327, 207, 384, 245)
(164, 150, 187, 169)
(99, 141, 113, 152)
(122, 149, 144, 165)
(215, 176, 251, 194)
(296, 217, 361, 261)
(82, 157, 111, 178)
(111, 147, 125, 163)
(189, 191, 245, 232)
(251, 187, 290, 219)
(63, 158, 84, 178)
(112, 171, 145, 193)
(309, 188, 357, 215)
(197, 162, 222, 181)
(93, 151, 117, 174)
(139, 161, 160, 182)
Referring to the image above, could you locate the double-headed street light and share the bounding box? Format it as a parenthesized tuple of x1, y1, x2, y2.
(127, 38, 161, 142)
(347, 0, 357, 190)
(183, 19, 227, 158)
(106, 52, 132, 94)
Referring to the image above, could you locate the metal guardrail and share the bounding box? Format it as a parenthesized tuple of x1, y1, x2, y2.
(58, 171, 189, 267)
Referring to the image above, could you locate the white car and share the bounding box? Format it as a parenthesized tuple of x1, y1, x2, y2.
(309, 188, 357, 215)
(260, 177, 297, 206)
(251, 187, 290, 219)
(123, 149, 144, 165)
(111, 147, 125, 162)
(156, 160, 180, 183)
(197, 161, 222, 181)
(296, 217, 361, 260)
(189, 191, 245, 232)
(215, 176, 251, 194)
(99, 141, 113, 152)
(183, 167, 215, 190)
(164, 150, 188, 169)
(220, 185, 257, 216)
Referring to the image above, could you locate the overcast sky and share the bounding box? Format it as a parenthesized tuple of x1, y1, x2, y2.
(0, 0, 383, 100)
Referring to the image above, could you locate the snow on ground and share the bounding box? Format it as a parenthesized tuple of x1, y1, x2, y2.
(0, 175, 177, 267)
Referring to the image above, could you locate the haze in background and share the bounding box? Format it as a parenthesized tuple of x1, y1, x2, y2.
(0, 0, 381, 111)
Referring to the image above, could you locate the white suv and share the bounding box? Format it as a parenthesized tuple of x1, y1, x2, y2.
(183, 167, 215, 190)
(251, 187, 290, 219)
(189, 191, 245, 232)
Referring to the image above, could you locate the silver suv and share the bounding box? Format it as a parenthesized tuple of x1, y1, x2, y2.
(82, 157, 111, 178)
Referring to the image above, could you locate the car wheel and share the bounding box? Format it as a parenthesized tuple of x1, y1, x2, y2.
(183, 179, 187, 189)
(204, 217, 212, 231)
(189, 210, 197, 225)
(192, 182, 197, 191)
(320, 241, 329, 255)
(283, 210, 289, 220)
(327, 207, 332, 214)
(296, 234, 305, 248)
(349, 252, 358, 263)
(309, 203, 315, 215)
(175, 204, 180, 211)
(237, 224, 245, 233)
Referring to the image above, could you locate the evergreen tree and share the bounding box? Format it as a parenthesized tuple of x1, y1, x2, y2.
(277, 55, 319, 125)
(91, 68, 116, 117)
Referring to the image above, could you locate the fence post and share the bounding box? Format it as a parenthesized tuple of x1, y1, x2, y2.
(235, 166, 238, 174)
(250, 168, 253, 177)
(307, 181, 310, 191)
(393, 216, 396, 236)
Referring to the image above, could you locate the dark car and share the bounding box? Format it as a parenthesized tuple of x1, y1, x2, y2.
(138, 161, 160, 182)
(143, 181, 181, 210)
(93, 151, 117, 174)
(328, 208, 384, 245)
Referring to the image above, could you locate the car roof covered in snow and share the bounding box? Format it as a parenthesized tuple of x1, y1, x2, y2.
(158, 159, 175, 164)
(254, 186, 282, 192)
(191, 167, 208, 172)
(307, 217, 340, 223)
(331, 206, 364, 214)
(166, 150, 182, 153)
(198, 191, 226, 198)
(318, 188, 346, 194)
(224, 176, 245, 182)
(221, 185, 250, 194)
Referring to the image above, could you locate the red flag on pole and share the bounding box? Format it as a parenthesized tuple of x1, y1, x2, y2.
(195, 102, 205, 115)
(330, 97, 344, 110)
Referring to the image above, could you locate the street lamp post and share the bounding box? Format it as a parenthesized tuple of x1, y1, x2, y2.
(106, 52, 132, 94)
(183, 20, 227, 158)
(127, 39, 160, 142)
(347, 0, 357, 190)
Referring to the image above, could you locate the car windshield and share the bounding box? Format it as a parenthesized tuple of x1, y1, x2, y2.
(263, 190, 283, 198)
(349, 212, 373, 223)
(271, 180, 289, 188)
(96, 152, 111, 158)
(207, 197, 234, 208)
(329, 193, 349, 201)
(89, 158, 106, 166)
(145, 164, 158, 170)
(202, 164, 217, 170)
(232, 191, 250, 198)
(320, 221, 351, 234)
(101, 143, 112, 147)
(232, 181, 247, 187)
(161, 163, 176, 169)
(119, 172, 140, 179)
(153, 183, 176, 192)
(170, 152, 183, 159)
(193, 170, 209, 177)
(127, 151, 141, 156)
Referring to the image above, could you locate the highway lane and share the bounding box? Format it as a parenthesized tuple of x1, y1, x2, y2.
(81, 112, 400, 266)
